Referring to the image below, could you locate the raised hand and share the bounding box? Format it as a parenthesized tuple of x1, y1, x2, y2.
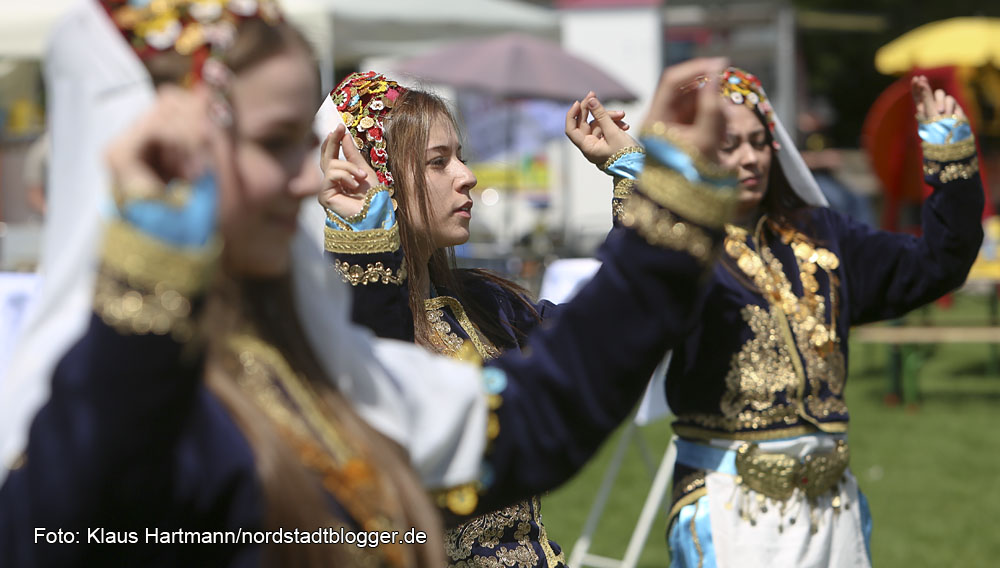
(107, 85, 212, 202)
(911, 75, 966, 123)
(105, 85, 219, 247)
(642, 57, 729, 162)
(565, 91, 637, 166)
(319, 123, 378, 219)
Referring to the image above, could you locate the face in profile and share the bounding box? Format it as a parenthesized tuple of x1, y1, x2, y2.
(416, 116, 478, 250)
(718, 103, 773, 219)
(218, 49, 319, 277)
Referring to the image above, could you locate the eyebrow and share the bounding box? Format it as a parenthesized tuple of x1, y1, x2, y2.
(725, 128, 767, 137)
(425, 144, 463, 154)
(248, 117, 308, 137)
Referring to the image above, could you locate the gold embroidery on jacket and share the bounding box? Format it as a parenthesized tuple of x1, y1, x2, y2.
(424, 296, 501, 360)
(445, 499, 547, 568)
(680, 222, 848, 436)
(334, 259, 407, 286)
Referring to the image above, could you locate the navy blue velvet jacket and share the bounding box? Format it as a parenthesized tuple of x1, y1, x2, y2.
(1, 148, 727, 567)
(667, 146, 984, 442)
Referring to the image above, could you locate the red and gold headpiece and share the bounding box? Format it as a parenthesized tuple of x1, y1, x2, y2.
(331, 71, 408, 188)
(99, 0, 283, 83)
(720, 67, 777, 141)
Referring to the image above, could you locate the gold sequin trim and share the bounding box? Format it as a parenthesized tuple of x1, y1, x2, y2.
(341, 185, 392, 225)
(427, 307, 466, 355)
(690, 499, 704, 568)
(425, 296, 501, 360)
(324, 223, 400, 254)
(94, 220, 217, 340)
(671, 423, 837, 442)
(325, 207, 351, 230)
(671, 471, 707, 508)
(735, 440, 849, 501)
(445, 499, 541, 567)
(612, 198, 625, 221)
(612, 177, 635, 222)
(720, 304, 801, 423)
(101, 219, 217, 297)
(613, 176, 635, 200)
(921, 136, 976, 163)
(599, 146, 645, 171)
(666, 485, 708, 534)
(924, 157, 980, 184)
(94, 270, 196, 341)
(334, 259, 407, 286)
(638, 163, 737, 228)
(535, 495, 565, 568)
(435, 483, 482, 518)
(714, 221, 848, 434)
(619, 193, 715, 264)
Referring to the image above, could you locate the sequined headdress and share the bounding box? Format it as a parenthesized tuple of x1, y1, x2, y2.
(720, 67, 778, 145)
(98, 0, 283, 84)
(330, 71, 409, 188)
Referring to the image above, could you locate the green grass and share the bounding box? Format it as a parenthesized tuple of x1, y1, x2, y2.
(539, 292, 1000, 567)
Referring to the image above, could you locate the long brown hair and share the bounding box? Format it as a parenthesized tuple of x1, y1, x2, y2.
(204, 276, 443, 568)
(383, 90, 540, 349)
(144, 21, 444, 567)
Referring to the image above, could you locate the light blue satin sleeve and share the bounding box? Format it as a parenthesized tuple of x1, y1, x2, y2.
(668, 495, 717, 568)
(606, 151, 645, 181)
(325, 187, 395, 231)
(120, 172, 218, 247)
(918, 117, 973, 145)
(639, 135, 737, 189)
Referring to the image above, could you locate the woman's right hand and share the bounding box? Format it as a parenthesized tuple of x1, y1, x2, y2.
(565, 91, 637, 166)
(642, 57, 729, 163)
(319, 123, 378, 219)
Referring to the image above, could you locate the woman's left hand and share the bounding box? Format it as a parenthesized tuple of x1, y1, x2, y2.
(565, 92, 638, 166)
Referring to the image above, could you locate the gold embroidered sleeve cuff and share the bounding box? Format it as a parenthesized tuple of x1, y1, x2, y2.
(331, 185, 394, 226)
(923, 156, 980, 184)
(599, 146, 645, 172)
(324, 224, 400, 255)
(922, 132, 979, 185)
(619, 192, 716, 264)
(95, 219, 218, 340)
(641, 122, 735, 182)
(637, 163, 737, 229)
(922, 135, 976, 163)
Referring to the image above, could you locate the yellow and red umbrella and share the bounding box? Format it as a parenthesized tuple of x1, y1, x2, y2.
(875, 17, 1000, 75)
(865, 18, 999, 229)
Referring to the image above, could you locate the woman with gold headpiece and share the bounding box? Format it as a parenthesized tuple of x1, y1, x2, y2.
(0, 2, 742, 564)
(569, 67, 983, 567)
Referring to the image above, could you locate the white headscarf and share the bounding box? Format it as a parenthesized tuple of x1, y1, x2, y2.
(0, 0, 487, 491)
(770, 117, 829, 207)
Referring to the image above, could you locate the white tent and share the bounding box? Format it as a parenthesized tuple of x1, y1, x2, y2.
(0, 0, 557, 91)
(0, 1, 77, 59)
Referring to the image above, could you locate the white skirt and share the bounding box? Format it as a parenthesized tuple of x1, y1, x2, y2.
(669, 434, 873, 568)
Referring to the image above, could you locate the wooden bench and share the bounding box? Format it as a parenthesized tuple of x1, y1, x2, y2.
(851, 324, 1000, 405)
